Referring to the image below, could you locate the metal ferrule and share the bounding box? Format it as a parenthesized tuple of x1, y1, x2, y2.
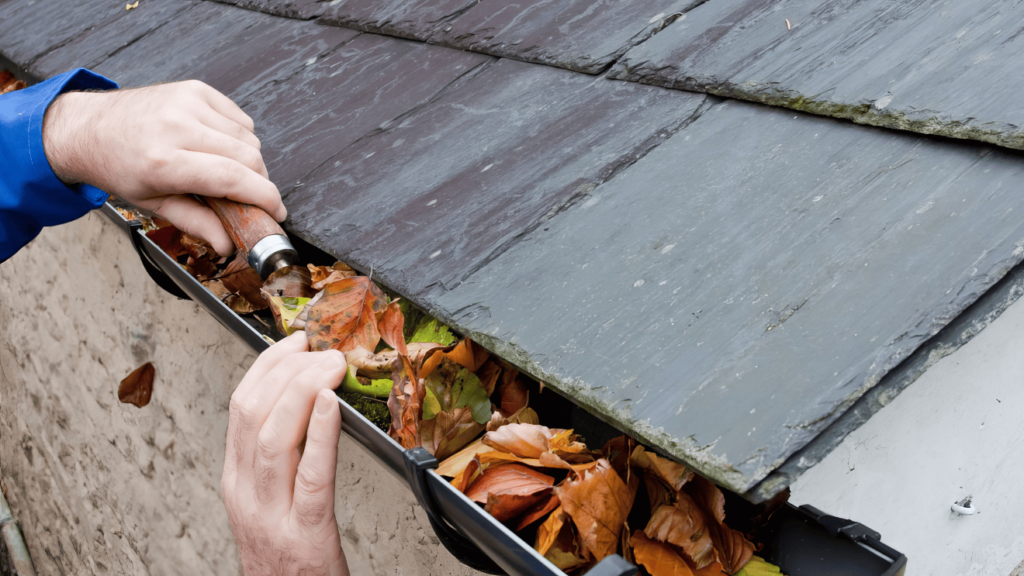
(248, 234, 299, 279)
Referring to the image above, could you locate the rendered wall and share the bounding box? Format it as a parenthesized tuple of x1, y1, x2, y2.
(0, 213, 483, 576)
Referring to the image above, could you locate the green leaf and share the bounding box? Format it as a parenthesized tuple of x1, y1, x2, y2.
(339, 366, 392, 398)
(452, 368, 492, 425)
(409, 317, 457, 346)
(423, 387, 443, 420)
(735, 556, 784, 576)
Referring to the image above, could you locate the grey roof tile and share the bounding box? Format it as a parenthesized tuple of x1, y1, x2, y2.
(284, 58, 708, 297)
(610, 0, 1024, 149)
(431, 99, 1024, 491)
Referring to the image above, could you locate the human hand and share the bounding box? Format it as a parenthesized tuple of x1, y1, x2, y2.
(222, 331, 350, 576)
(42, 80, 285, 256)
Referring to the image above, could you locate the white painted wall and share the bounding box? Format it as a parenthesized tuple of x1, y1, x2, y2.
(792, 292, 1024, 576)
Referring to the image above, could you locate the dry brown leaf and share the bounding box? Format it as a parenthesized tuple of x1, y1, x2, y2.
(217, 256, 267, 311)
(512, 493, 561, 531)
(262, 265, 316, 299)
(307, 262, 356, 289)
(450, 457, 482, 493)
(484, 423, 554, 458)
(486, 405, 540, 432)
(477, 359, 502, 396)
(554, 459, 633, 562)
(437, 438, 490, 477)
(465, 463, 555, 522)
(420, 338, 489, 378)
(344, 342, 441, 379)
(379, 300, 408, 356)
(386, 354, 423, 449)
(694, 561, 727, 576)
(685, 476, 755, 573)
(631, 445, 694, 492)
(497, 370, 529, 415)
(118, 362, 154, 408)
(535, 507, 589, 570)
(306, 276, 387, 353)
(631, 530, 696, 576)
(645, 498, 717, 570)
(420, 407, 485, 461)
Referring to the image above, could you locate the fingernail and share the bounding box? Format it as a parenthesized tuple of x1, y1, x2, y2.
(314, 391, 333, 415)
(320, 351, 344, 369)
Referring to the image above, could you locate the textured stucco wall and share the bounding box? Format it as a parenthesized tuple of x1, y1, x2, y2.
(0, 212, 483, 576)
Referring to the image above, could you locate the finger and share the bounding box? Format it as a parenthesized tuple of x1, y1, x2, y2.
(196, 80, 256, 133)
(234, 350, 342, 473)
(292, 389, 343, 528)
(186, 126, 269, 179)
(251, 352, 345, 505)
(256, 350, 346, 463)
(197, 107, 262, 151)
(153, 194, 234, 256)
(166, 151, 286, 222)
(226, 332, 309, 468)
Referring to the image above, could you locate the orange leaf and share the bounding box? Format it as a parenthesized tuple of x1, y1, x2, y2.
(685, 476, 755, 573)
(307, 262, 356, 289)
(450, 457, 482, 493)
(379, 300, 408, 356)
(420, 339, 489, 378)
(554, 459, 633, 562)
(484, 423, 554, 458)
(118, 362, 155, 408)
(497, 370, 529, 414)
(535, 507, 589, 570)
(645, 498, 717, 570)
(437, 438, 491, 478)
(477, 359, 502, 395)
(693, 561, 727, 576)
(306, 276, 387, 353)
(464, 463, 554, 505)
(513, 493, 561, 531)
(386, 354, 423, 449)
(485, 490, 553, 523)
(631, 530, 696, 576)
(536, 506, 568, 556)
(631, 445, 694, 492)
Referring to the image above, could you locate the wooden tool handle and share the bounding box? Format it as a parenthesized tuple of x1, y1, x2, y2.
(203, 197, 286, 257)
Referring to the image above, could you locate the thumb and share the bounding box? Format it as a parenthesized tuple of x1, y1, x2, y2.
(292, 389, 342, 528)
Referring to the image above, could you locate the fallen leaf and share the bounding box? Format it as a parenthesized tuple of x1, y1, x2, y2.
(126, 0, 139, 9)
(118, 362, 154, 408)
(420, 338, 489, 378)
(645, 498, 717, 570)
(262, 266, 316, 299)
(307, 262, 357, 289)
(513, 493, 561, 531)
(0, 70, 27, 94)
(631, 445, 694, 492)
(536, 507, 590, 570)
(306, 276, 387, 353)
(486, 405, 540, 431)
(420, 407, 485, 461)
(216, 255, 267, 311)
(555, 459, 633, 562)
(264, 296, 310, 335)
(476, 359, 502, 396)
(379, 301, 408, 356)
(484, 423, 554, 458)
(785, 18, 791, 30)
(497, 367, 529, 414)
(438, 438, 491, 477)
(685, 476, 755, 573)
(631, 530, 696, 576)
(465, 463, 555, 521)
(345, 342, 442, 379)
(450, 456, 482, 493)
(146, 226, 185, 259)
(421, 359, 492, 425)
(408, 316, 457, 346)
(386, 354, 423, 449)
(694, 561, 727, 576)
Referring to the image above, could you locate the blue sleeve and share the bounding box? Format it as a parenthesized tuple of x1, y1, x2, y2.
(0, 68, 118, 262)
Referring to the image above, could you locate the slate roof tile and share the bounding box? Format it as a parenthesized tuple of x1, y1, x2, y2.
(609, 0, 1024, 150)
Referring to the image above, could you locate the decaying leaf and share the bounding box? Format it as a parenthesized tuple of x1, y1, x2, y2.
(465, 463, 554, 523)
(631, 445, 694, 492)
(497, 368, 530, 415)
(486, 405, 540, 432)
(118, 362, 155, 408)
(420, 407, 485, 461)
(215, 256, 267, 311)
(631, 530, 695, 576)
(307, 262, 356, 290)
(554, 459, 633, 562)
(408, 316, 457, 346)
(484, 423, 554, 459)
(420, 338, 489, 378)
(264, 296, 311, 335)
(306, 276, 387, 353)
(262, 265, 316, 299)
(535, 506, 589, 570)
(386, 354, 423, 449)
(344, 342, 441, 379)
(437, 438, 491, 478)
(645, 498, 717, 570)
(0, 70, 27, 94)
(512, 493, 561, 531)
(685, 475, 755, 573)
(419, 359, 492, 458)
(379, 300, 408, 356)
